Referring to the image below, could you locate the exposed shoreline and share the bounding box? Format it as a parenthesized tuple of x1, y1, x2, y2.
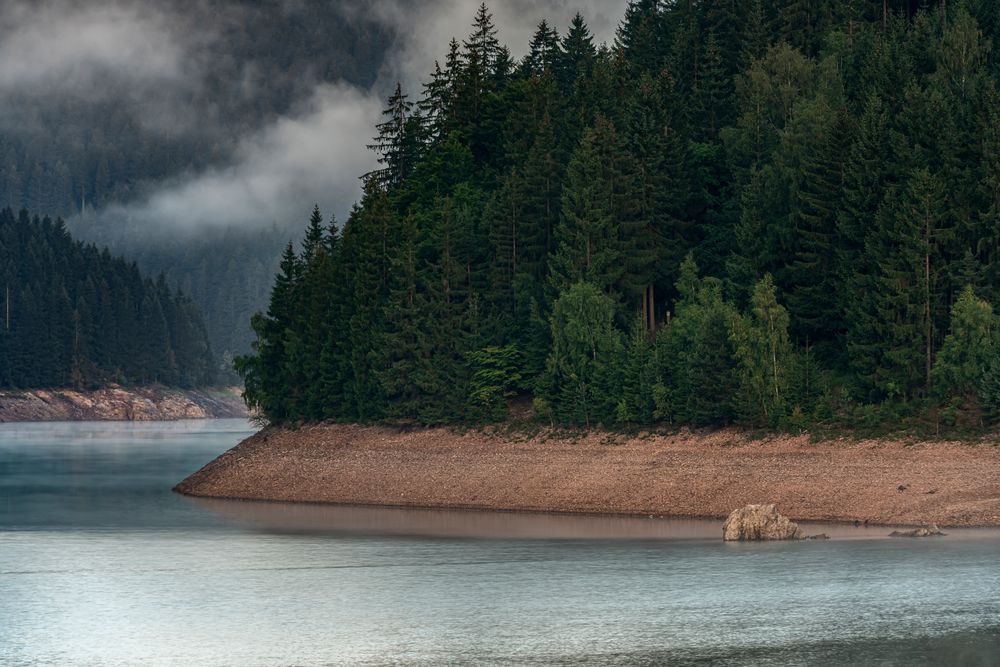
(175, 423, 1000, 528)
(0, 385, 247, 422)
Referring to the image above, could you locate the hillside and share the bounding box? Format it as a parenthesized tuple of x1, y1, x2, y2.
(0, 0, 398, 367)
(238, 2, 1000, 434)
(0, 208, 215, 389)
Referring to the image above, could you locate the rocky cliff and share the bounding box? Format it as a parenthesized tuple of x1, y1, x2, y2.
(0, 386, 247, 422)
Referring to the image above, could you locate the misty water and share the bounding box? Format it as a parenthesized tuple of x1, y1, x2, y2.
(1, 421, 998, 666)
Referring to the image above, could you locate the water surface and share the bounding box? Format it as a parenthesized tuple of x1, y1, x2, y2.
(1, 420, 998, 666)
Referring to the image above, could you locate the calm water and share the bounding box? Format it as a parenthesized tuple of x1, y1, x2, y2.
(1, 420, 999, 666)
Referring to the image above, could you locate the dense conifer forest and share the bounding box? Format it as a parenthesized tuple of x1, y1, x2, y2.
(239, 1, 1000, 431)
(74, 221, 290, 382)
(1, 1, 395, 373)
(0, 209, 215, 388)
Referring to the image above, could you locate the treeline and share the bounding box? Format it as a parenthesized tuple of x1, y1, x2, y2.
(239, 1, 1000, 431)
(73, 218, 289, 383)
(0, 209, 215, 389)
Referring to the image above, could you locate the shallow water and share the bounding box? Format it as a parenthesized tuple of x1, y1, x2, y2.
(1, 420, 998, 666)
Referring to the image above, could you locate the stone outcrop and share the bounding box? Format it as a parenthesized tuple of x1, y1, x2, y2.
(723, 504, 804, 541)
(0, 386, 247, 422)
(889, 524, 946, 538)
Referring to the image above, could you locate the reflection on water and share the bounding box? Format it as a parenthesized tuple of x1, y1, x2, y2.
(191, 496, 1000, 542)
(191, 497, 729, 540)
(1, 420, 999, 667)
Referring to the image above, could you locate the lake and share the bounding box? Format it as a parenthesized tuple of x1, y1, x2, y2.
(1, 420, 998, 666)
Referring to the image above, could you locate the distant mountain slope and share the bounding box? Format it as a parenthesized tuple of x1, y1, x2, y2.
(0, 208, 216, 389)
(0, 0, 392, 216)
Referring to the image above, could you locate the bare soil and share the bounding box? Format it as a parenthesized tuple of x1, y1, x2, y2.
(174, 423, 1000, 527)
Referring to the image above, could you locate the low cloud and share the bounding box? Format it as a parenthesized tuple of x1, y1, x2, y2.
(0, 2, 191, 90)
(52, 0, 624, 233)
(100, 84, 381, 231)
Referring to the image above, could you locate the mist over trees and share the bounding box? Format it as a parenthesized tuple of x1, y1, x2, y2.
(0, 209, 215, 389)
(0, 0, 391, 216)
(234, 0, 998, 431)
(0, 0, 397, 372)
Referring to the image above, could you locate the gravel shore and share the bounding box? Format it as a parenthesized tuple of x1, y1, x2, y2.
(175, 423, 1000, 527)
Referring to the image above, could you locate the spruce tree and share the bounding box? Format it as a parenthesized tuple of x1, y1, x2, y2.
(538, 283, 623, 427)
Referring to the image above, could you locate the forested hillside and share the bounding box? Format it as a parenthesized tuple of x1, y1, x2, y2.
(0, 209, 215, 389)
(1, 0, 395, 370)
(239, 1, 1000, 431)
(0, 0, 389, 215)
(73, 221, 289, 382)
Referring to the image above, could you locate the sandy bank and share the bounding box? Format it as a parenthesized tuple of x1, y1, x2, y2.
(0, 385, 247, 422)
(175, 424, 1000, 527)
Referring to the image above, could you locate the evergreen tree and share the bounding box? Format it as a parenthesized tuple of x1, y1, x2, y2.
(557, 13, 597, 92)
(523, 20, 560, 76)
(616, 0, 665, 76)
(538, 283, 623, 426)
(367, 84, 420, 190)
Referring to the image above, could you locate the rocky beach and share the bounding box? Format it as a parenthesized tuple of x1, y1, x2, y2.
(175, 423, 1000, 528)
(0, 386, 247, 422)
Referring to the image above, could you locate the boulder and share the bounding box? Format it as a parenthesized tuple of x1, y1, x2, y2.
(889, 524, 946, 538)
(723, 504, 803, 541)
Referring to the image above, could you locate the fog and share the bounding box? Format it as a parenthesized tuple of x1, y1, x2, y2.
(96, 84, 382, 231)
(2, 0, 622, 233)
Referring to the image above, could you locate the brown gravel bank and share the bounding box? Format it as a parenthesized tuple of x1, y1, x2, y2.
(174, 424, 1000, 527)
(0, 386, 247, 422)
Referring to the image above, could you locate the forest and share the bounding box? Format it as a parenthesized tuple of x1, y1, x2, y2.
(1, 0, 396, 374)
(238, 0, 1000, 432)
(0, 208, 216, 389)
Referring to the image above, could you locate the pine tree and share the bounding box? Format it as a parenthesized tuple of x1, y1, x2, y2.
(523, 20, 560, 76)
(557, 13, 596, 92)
(616, 0, 665, 77)
(785, 106, 852, 350)
(695, 31, 735, 140)
(367, 84, 419, 190)
(624, 72, 691, 322)
(617, 315, 656, 424)
(932, 286, 996, 400)
(301, 205, 326, 262)
(548, 120, 624, 296)
(538, 283, 623, 427)
(862, 169, 952, 397)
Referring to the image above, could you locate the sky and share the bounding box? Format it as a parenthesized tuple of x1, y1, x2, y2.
(0, 0, 620, 233)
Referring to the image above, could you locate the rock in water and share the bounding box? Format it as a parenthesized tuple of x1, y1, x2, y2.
(889, 524, 946, 538)
(723, 504, 803, 541)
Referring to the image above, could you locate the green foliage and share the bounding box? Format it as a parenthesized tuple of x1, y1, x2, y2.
(0, 209, 215, 390)
(538, 283, 623, 427)
(731, 275, 793, 426)
(467, 345, 523, 422)
(654, 260, 740, 426)
(235, 2, 1000, 436)
(932, 287, 997, 403)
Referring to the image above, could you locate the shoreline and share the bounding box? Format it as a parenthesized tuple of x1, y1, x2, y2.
(175, 423, 1000, 528)
(0, 385, 247, 422)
